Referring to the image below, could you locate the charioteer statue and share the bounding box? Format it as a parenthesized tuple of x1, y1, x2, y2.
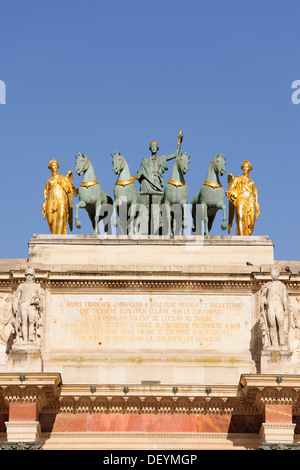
(136, 131, 183, 234)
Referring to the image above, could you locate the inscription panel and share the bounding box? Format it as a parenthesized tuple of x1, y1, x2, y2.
(46, 294, 252, 351)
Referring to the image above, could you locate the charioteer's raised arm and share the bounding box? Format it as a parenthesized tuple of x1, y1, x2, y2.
(164, 130, 183, 161)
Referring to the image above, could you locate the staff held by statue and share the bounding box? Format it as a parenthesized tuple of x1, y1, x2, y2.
(178, 130, 183, 149)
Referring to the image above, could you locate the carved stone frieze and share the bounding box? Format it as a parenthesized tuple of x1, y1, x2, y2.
(0, 270, 298, 294)
(258, 442, 300, 450)
(52, 394, 252, 416)
(47, 278, 256, 294)
(0, 293, 13, 359)
(1, 441, 43, 450)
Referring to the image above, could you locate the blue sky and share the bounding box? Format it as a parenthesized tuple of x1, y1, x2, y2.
(0, 0, 299, 260)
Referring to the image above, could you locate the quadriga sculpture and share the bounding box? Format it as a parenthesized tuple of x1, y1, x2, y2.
(191, 153, 227, 235)
(111, 151, 140, 235)
(74, 153, 113, 235)
(163, 152, 190, 235)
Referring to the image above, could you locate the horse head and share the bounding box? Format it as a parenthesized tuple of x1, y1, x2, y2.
(213, 153, 226, 177)
(75, 152, 89, 176)
(111, 151, 124, 175)
(177, 152, 190, 175)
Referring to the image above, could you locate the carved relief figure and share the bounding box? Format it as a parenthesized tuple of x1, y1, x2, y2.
(42, 158, 77, 234)
(226, 160, 260, 236)
(0, 294, 13, 353)
(290, 297, 300, 352)
(12, 267, 44, 346)
(260, 266, 290, 349)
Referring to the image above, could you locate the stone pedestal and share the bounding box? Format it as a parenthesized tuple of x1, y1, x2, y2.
(28, 234, 274, 270)
(9, 345, 43, 373)
(260, 349, 293, 374)
(0, 343, 8, 366)
(259, 422, 296, 444)
(5, 421, 41, 442)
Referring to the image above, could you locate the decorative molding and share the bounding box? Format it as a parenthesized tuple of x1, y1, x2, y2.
(0, 374, 61, 412)
(0, 271, 298, 295)
(41, 349, 254, 362)
(49, 395, 258, 416)
(47, 278, 256, 293)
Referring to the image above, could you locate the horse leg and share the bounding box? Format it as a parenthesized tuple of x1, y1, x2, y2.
(126, 198, 139, 235)
(87, 209, 96, 231)
(112, 199, 119, 228)
(75, 200, 87, 229)
(220, 202, 227, 231)
(128, 197, 141, 235)
(171, 202, 183, 236)
(202, 203, 209, 235)
(118, 202, 127, 235)
(191, 193, 200, 234)
(208, 212, 217, 233)
(181, 198, 188, 233)
(94, 201, 112, 235)
(127, 203, 134, 235)
(94, 201, 102, 235)
(102, 203, 113, 234)
(160, 198, 171, 236)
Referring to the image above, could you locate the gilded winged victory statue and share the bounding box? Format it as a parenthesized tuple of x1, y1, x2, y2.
(226, 159, 260, 236)
(42, 158, 78, 234)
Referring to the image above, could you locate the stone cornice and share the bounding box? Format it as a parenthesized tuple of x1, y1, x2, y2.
(43, 376, 300, 415)
(0, 374, 300, 416)
(0, 373, 62, 412)
(240, 374, 300, 412)
(0, 269, 298, 293)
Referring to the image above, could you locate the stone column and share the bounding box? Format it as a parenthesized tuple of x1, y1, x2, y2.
(240, 374, 300, 450)
(5, 402, 41, 442)
(259, 402, 296, 444)
(0, 373, 61, 450)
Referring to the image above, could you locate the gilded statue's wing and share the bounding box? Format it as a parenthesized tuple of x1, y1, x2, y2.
(66, 171, 73, 232)
(227, 173, 234, 234)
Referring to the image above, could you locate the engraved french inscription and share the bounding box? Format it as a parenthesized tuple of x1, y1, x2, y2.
(47, 294, 252, 351)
